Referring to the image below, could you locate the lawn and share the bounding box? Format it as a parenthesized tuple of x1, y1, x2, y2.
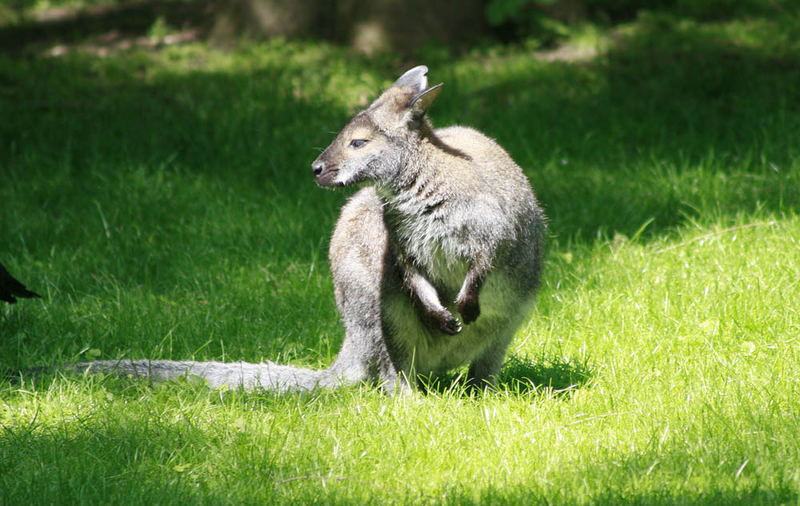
(1, 6, 800, 504)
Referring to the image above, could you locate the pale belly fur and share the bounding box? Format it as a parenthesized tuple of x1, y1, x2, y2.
(382, 268, 527, 375)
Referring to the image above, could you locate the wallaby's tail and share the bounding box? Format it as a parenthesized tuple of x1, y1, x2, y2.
(69, 359, 343, 392)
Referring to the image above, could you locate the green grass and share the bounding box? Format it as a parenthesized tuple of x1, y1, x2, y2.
(2, 11, 800, 505)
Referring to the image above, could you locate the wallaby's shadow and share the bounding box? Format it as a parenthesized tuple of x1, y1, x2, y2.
(420, 354, 593, 397)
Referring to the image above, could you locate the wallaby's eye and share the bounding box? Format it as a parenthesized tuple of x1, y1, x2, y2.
(349, 139, 368, 149)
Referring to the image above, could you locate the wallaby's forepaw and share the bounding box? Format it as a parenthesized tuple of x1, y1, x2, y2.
(456, 294, 480, 325)
(438, 311, 462, 335)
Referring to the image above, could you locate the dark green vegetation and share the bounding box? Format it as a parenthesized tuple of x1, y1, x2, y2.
(1, 3, 799, 504)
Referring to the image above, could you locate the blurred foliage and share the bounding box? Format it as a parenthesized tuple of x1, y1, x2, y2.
(3, 0, 797, 55)
(486, 0, 797, 22)
(485, 0, 797, 45)
(596, 0, 796, 19)
(1, 0, 118, 20)
(485, 0, 570, 46)
(486, 0, 558, 25)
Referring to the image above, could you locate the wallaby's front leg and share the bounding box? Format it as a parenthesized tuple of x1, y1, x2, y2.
(455, 264, 487, 324)
(404, 270, 462, 335)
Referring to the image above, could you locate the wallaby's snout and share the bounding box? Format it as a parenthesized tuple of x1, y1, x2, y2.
(311, 154, 339, 188)
(311, 159, 324, 176)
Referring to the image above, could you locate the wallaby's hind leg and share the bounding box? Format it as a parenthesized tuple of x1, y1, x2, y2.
(466, 336, 512, 391)
(328, 187, 403, 393)
(467, 292, 538, 391)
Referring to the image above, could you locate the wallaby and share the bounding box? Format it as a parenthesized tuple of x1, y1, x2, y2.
(46, 66, 546, 394)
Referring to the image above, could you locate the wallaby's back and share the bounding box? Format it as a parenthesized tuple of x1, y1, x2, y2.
(434, 125, 546, 288)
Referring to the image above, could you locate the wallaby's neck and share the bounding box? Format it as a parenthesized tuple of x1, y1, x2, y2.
(380, 123, 466, 201)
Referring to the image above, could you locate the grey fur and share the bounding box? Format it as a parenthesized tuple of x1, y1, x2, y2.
(67, 66, 546, 394)
(71, 359, 337, 392)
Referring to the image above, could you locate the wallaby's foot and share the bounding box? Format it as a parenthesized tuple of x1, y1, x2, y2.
(465, 375, 496, 394)
(456, 292, 480, 324)
(382, 374, 415, 396)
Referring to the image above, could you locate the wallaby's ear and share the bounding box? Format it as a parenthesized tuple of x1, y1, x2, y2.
(408, 83, 443, 115)
(393, 65, 428, 93)
(368, 65, 441, 130)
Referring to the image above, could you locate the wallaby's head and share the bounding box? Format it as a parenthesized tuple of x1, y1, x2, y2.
(312, 65, 443, 188)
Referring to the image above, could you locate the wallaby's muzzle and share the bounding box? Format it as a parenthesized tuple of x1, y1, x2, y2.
(311, 159, 324, 177)
(312, 157, 339, 187)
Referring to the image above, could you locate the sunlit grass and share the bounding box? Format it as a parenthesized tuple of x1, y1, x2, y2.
(2, 10, 799, 504)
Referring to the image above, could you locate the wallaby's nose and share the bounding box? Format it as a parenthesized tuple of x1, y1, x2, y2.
(312, 160, 325, 177)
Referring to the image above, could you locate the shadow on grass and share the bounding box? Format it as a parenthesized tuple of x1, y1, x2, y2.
(451, 14, 800, 243)
(465, 482, 798, 505)
(0, 0, 213, 53)
(420, 354, 593, 397)
(0, 407, 292, 504)
(3, 352, 592, 401)
(0, 46, 358, 292)
(4, 380, 794, 505)
(4, 12, 798, 254)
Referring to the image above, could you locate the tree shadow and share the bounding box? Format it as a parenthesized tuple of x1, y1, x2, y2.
(0, 405, 291, 504)
(0, 0, 213, 54)
(0, 47, 355, 288)
(455, 481, 797, 505)
(435, 12, 800, 242)
(4, 10, 797, 262)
